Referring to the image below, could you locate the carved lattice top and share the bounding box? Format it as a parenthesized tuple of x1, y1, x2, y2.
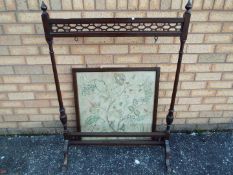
(51, 22, 182, 33)
(47, 18, 184, 37)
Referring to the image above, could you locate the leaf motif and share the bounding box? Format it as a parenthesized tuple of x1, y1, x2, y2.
(114, 73, 126, 86)
(94, 80, 107, 92)
(119, 123, 125, 131)
(81, 83, 96, 96)
(134, 109, 140, 116)
(109, 121, 115, 128)
(128, 105, 134, 112)
(85, 115, 100, 126)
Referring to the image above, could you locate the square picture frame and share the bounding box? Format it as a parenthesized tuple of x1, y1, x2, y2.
(72, 67, 160, 139)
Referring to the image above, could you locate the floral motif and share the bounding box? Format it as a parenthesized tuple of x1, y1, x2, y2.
(77, 71, 156, 134)
(114, 73, 126, 86)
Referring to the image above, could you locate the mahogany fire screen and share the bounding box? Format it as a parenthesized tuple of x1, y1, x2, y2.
(40, 0, 192, 172)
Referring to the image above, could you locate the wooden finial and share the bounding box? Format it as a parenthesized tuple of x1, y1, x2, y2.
(41, 1, 47, 12)
(185, 0, 192, 11)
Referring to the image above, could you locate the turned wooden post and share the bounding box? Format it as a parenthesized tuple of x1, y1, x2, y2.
(166, 0, 192, 134)
(41, 1, 67, 132)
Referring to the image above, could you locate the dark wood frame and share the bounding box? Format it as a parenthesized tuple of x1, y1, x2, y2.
(40, 0, 192, 173)
(72, 67, 160, 135)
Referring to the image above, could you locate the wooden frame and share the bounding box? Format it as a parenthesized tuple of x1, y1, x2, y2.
(72, 67, 160, 137)
(40, 0, 192, 173)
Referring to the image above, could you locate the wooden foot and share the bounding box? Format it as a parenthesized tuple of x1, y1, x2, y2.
(165, 140, 171, 173)
(62, 140, 69, 172)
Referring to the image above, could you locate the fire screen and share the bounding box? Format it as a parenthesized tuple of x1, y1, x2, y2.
(40, 0, 192, 171)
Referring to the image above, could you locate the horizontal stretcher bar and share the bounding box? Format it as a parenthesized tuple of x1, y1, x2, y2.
(64, 131, 168, 138)
(68, 139, 164, 146)
(49, 17, 184, 24)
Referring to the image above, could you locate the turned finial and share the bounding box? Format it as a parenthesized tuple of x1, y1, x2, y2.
(41, 1, 47, 12)
(185, 0, 192, 11)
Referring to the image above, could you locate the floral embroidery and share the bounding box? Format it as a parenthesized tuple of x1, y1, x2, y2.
(77, 71, 156, 133)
